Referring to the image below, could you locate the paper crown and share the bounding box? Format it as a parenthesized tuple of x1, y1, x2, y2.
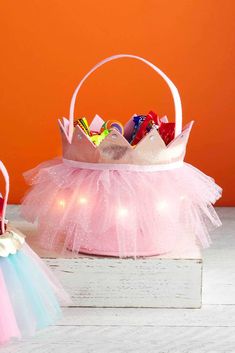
(58, 54, 194, 166)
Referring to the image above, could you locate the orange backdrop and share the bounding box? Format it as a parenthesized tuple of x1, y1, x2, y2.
(0, 0, 234, 205)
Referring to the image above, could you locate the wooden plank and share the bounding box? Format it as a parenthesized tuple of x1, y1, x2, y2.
(45, 256, 202, 308)
(2, 324, 235, 353)
(58, 305, 235, 327)
(203, 249, 235, 305)
(3, 305, 235, 353)
(202, 208, 235, 305)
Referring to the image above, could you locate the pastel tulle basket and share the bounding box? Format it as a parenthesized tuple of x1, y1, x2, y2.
(22, 54, 222, 257)
(0, 161, 69, 345)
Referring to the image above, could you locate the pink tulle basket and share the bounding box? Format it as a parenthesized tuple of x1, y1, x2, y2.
(21, 54, 222, 257)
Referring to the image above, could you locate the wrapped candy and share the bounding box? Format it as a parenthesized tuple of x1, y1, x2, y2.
(131, 111, 159, 145)
(129, 115, 145, 144)
(158, 122, 175, 145)
(73, 118, 124, 146)
(128, 111, 175, 146)
(73, 113, 176, 147)
(101, 120, 124, 135)
(90, 129, 110, 146)
(90, 120, 124, 146)
(74, 117, 90, 135)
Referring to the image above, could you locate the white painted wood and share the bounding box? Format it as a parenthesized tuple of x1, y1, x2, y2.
(203, 248, 235, 305)
(6, 205, 202, 308)
(2, 324, 235, 353)
(59, 305, 235, 327)
(2, 305, 235, 353)
(202, 208, 235, 305)
(45, 256, 202, 308)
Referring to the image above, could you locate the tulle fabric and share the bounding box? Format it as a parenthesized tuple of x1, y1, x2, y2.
(21, 159, 222, 257)
(0, 243, 69, 345)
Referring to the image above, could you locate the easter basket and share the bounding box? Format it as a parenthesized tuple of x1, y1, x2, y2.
(0, 161, 69, 345)
(21, 54, 222, 257)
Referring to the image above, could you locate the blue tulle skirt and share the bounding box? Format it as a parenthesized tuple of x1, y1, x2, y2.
(0, 243, 69, 345)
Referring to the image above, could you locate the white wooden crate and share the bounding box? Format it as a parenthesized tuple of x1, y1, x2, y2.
(9, 206, 202, 309)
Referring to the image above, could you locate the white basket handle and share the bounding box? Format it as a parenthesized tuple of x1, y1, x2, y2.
(68, 54, 182, 142)
(0, 161, 9, 235)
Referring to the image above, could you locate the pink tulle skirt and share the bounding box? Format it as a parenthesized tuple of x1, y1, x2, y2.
(21, 159, 222, 257)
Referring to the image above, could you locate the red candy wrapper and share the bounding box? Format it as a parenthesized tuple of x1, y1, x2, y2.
(0, 197, 4, 217)
(0, 196, 7, 235)
(158, 122, 175, 145)
(131, 111, 160, 145)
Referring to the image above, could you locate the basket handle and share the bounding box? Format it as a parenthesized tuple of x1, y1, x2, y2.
(68, 54, 182, 141)
(0, 161, 9, 235)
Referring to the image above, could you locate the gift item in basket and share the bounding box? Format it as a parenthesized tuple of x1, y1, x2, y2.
(73, 117, 125, 146)
(0, 161, 69, 345)
(21, 54, 222, 257)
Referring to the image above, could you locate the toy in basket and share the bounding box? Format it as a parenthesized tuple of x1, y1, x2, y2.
(0, 161, 69, 345)
(21, 54, 222, 257)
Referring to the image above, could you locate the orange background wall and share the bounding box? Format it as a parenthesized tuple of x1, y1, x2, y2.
(0, 0, 234, 205)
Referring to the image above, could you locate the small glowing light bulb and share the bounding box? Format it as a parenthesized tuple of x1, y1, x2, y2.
(118, 207, 128, 217)
(79, 197, 87, 205)
(58, 199, 66, 208)
(156, 200, 168, 211)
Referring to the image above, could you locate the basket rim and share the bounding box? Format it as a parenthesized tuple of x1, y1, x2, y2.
(63, 158, 184, 172)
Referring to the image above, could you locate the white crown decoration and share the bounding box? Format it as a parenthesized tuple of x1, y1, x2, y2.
(58, 55, 194, 166)
(0, 163, 25, 258)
